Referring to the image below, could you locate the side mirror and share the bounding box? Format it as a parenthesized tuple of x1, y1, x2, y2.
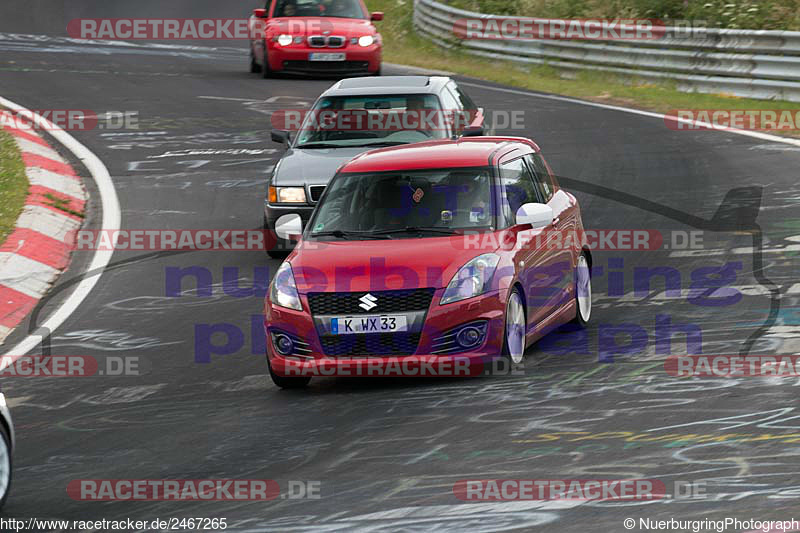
(371, 12, 384, 21)
(253, 8, 268, 18)
(516, 203, 553, 229)
(271, 129, 290, 145)
(461, 125, 484, 137)
(275, 213, 303, 241)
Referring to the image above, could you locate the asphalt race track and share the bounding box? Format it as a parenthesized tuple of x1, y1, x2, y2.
(1, 1, 799, 531)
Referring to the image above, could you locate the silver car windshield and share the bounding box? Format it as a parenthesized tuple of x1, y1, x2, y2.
(295, 94, 449, 148)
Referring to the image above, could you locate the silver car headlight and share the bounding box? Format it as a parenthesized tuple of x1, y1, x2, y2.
(270, 186, 307, 203)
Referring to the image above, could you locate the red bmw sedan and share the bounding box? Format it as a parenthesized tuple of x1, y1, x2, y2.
(249, 0, 383, 77)
(264, 137, 592, 388)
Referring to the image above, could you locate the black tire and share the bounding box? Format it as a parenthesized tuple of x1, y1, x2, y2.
(250, 47, 262, 73)
(0, 424, 12, 510)
(501, 286, 526, 365)
(262, 47, 274, 79)
(572, 251, 592, 327)
(373, 65, 381, 76)
(268, 358, 311, 389)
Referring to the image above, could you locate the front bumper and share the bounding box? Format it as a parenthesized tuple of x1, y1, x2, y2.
(267, 42, 381, 75)
(265, 288, 509, 377)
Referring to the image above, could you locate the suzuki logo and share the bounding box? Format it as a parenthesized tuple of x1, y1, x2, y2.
(359, 293, 378, 311)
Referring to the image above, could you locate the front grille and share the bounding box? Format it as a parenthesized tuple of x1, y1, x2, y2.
(308, 289, 435, 316)
(309, 185, 326, 202)
(327, 36, 345, 48)
(320, 332, 422, 356)
(282, 60, 370, 72)
(308, 36, 326, 47)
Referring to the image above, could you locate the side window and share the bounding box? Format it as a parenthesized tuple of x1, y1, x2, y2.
(449, 82, 477, 111)
(500, 157, 540, 226)
(438, 89, 461, 135)
(526, 152, 554, 201)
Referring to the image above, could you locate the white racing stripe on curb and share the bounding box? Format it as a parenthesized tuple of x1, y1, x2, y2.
(25, 167, 83, 199)
(14, 205, 81, 242)
(15, 137, 64, 161)
(0, 96, 121, 362)
(458, 81, 800, 148)
(0, 253, 60, 298)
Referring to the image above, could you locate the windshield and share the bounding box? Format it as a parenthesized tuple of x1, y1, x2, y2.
(294, 94, 448, 148)
(308, 168, 494, 239)
(272, 0, 367, 18)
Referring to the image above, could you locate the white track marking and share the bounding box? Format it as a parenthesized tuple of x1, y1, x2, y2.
(0, 96, 121, 362)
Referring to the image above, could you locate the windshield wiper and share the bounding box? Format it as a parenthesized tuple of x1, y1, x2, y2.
(295, 142, 342, 149)
(311, 230, 392, 240)
(370, 226, 459, 236)
(351, 141, 410, 148)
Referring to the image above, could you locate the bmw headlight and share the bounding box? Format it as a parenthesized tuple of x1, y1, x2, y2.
(270, 261, 303, 311)
(276, 34, 293, 46)
(440, 253, 501, 305)
(358, 35, 375, 47)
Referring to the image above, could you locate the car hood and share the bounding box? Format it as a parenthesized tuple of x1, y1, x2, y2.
(289, 235, 503, 293)
(272, 146, 375, 186)
(267, 17, 376, 37)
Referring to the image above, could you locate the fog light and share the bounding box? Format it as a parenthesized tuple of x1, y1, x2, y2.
(456, 326, 482, 348)
(274, 334, 294, 355)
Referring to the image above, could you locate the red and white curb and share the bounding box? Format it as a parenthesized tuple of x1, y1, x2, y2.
(0, 110, 86, 344)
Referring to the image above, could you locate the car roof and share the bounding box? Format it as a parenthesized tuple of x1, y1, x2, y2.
(322, 76, 451, 97)
(340, 137, 540, 173)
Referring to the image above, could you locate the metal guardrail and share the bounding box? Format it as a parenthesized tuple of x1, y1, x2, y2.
(414, 0, 800, 102)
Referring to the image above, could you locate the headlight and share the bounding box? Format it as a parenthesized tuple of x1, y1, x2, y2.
(276, 34, 293, 46)
(270, 186, 307, 203)
(440, 253, 501, 305)
(270, 261, 303, 311)
(358, 35, 375, 47)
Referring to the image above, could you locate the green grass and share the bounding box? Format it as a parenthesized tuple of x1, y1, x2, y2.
(43, 193, 84, 219)
(368, 0, 800, 135)
(0, 128, 29, 245)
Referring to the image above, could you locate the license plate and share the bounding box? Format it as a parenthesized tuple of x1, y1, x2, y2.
(309, 52, 346, 62)
(331, 315, 408, 334)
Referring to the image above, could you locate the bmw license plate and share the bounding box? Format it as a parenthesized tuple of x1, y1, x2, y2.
(331, 315, 408, 334)
(309, 52, 346, 62)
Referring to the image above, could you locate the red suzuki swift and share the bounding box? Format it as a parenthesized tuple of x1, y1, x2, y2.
(264, 137, 592, 388)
